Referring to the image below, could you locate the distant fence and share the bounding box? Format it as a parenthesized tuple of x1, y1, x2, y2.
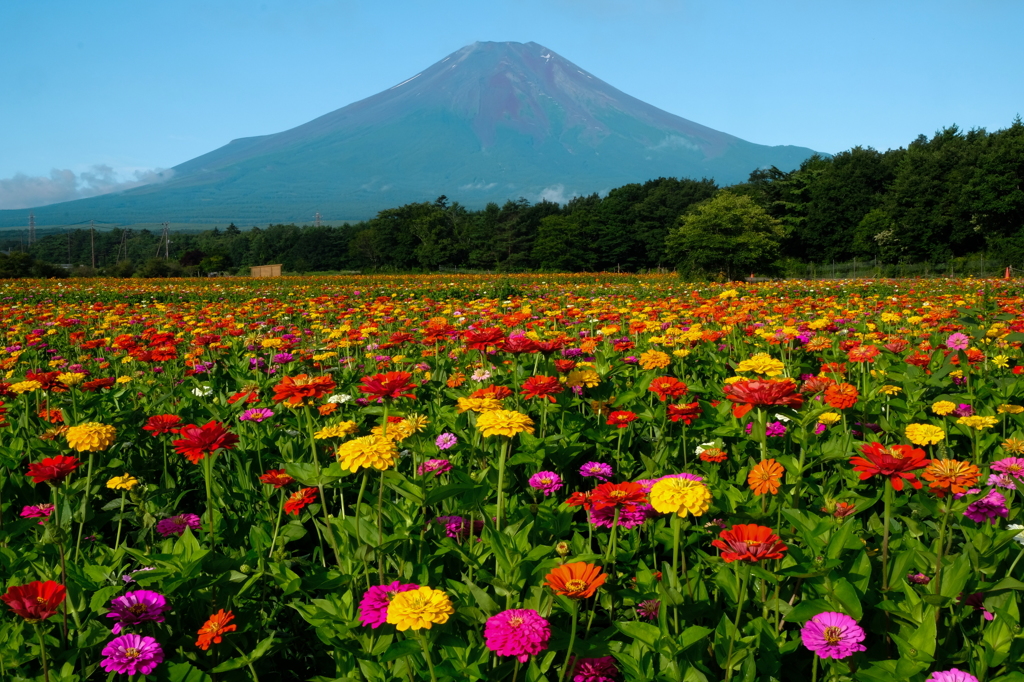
(787, 257, 1013, 280)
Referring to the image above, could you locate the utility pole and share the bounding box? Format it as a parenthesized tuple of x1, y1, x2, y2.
(314, 212, 321, 228)
(90, 220, 95, 269)
(156, 222, 171, 258)
(28, 212, 35, 246)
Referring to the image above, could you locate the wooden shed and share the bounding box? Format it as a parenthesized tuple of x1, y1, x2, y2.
(250, 264, 282, 278)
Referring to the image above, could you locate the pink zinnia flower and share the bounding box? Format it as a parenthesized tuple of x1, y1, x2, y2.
(435, 515, 484, 540)
(991, 457, 1024, 478)
(106, 590, 170, 634)
(637, 599, 660, 620)
(417, 459, 452, 477)
(20, 504, 55, 525)
(964, 490, 1008, 524)
(239, 408, 274, 423)
(529, 471, 563, 496)
(484, 609, 550, 663)
(799, 611, 867, 660)
(961, 592, 994, 621)
(945, 332, 970, 351)
(926, 669, 979, 682)
(358, 581, 418, 628)
(100, 634, 164, 675)
(435, 433, 458, 450)
(570, 655, 620, 682)
(580, 462, 613, 481)
(588, 503, 652, 529)
(155, 513, 202, 537)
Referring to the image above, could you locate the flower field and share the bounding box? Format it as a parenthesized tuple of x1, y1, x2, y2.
(2, 274, 1024, 682)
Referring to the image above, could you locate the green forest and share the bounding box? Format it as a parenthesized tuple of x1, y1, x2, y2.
(3, 119, 1023, 278)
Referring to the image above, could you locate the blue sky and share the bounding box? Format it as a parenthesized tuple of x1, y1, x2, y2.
(1, 0, 1021, 209)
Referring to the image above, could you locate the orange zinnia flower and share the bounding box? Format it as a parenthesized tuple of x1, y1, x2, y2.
(850, 442, 927, 491)
(922, 459, 980, 496)
(196, 609, 237, 650)
(824, 382, 858, 410)
(723, 378, 804, 418)
(544, 562, 606, 599)
(667, 401, 701, 424)
(283, 487, 318, 515)
(589, 481, 647, 511)
(358, 371, 417, 401)
(272, 374, 337, 406)
(847, 345, 880, 363)
(648, 377, 688, 402)
(748, 459, 784, 496)
(711, 524, 788, 563)
(520, 375, 564, 403)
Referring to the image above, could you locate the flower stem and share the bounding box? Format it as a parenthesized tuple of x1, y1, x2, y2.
(605, 508, 620, 567)
(417, 631, 437, 682)
(933, 500, 952, 596)
(882, 479, 893, 592)
(496, 438, 510, 532)
(558, 600, 579, 682)
(810, 653, 818, 682)
(724, 563, 749, 682)
(353, 471, 370, 586)
(73, 450, 96, 562)
(268, 490, 285, 560)
(114, 489, 126, 548)
(32, 623, 51, 682)
(203, 451, 217, 550)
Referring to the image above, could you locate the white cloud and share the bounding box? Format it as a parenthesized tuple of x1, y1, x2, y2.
(539, 184, 577, 205)
(458, 182, 497, 191)
(0, 165, 174, 210)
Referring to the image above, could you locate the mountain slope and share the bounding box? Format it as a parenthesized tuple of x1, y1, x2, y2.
(0, 41, 820, 227)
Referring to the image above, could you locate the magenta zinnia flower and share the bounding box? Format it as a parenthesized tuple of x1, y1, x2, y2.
(945, 332, 970, 351)
(435, 432, 458, 450)
(20, 504, 55, 525)
(991, 457, 1024, 478)
(155, 513, 202, 537)
(484, 609, 551, 663)
(570, 655, 620, 682)
(100, 634, 164, 675)
(799, 611, 867, 659)
(964, 490, 1008, 524)
(435, 515, 484, 540)
(926, 669, 979, 682)
(239, 408, 274, 423)
(358, 581, 419, 628)
(529, 471, 564, 496)
(417, 459, 453, 477)
(106, 590, 170, 634)
(579, 462, 613, 481)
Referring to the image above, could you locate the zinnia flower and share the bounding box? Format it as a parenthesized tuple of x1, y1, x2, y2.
(544, 562, 606, 599)
(667, 401, 702, 424)
(799, 611, 867, 660)
(259, 469, 294, 488)
(196, 609, 237, 650)
(272, 373, 337, 406)
(106, 473, 139, 491)
(476, 409, 534, 438)
(20, 504, 55, 524)
(385, 586, 454, 631)
(748, 459, 784, 496)
(824, 383, 858, 410)
(336, 434, 397, 472)
(711, 524, 787, 563)
(850, 442, 928, 491)
(921, 459, 979, 496)
(529, 471, 564, 496)
(905, 423, 946, 446)
(358, 371, 417, 401)
(648, 376, 688, 401)
(931, 401, 957, 416)
(435, 432, 458, 450)
(239, 408, 274, 423)
(100, 634, 164, 675)
(521, 375, 564, 403)
(736, 353, 785, 377)
(418, 459, 452, 477)
(155, 513, 202, 537)
(580, 461, 613, 481)
(649, 477, 711, 517)
(484, 609, 551, 663)
(1, 580, 66, 622)
(143, 414, 182, 436)
(106, 590, 170, 634)
(284, 487, 318, 515)
(359, 581, 419, 628)
(991, 457, 1024, 478)
(964, 490, 1008, 524)
(26, 455, 80, 484)
(172, 420, 239, 464)
(570, 655, 620, 682)
(590, 481, 647, 512)
(957, 415, 997, 430)
(606, 410, 638, 428)
(926, 670, 979, 682)
(723, 378, 803, 418)
(638, 350, 670, 370)
(65, 422, 117, 452)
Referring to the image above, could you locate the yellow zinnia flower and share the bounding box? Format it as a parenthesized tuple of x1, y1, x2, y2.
(456, 396, 503, 414)
(9, 380, 42, 394)
(957, 415, 998, 431)
(997, 404, 1024, 415)
(877, 385, 902, 396)
(476, 410, 534, 438)
(648, 477, 711, 517)
(736, 353, 785, 377)
(931, 401, 956, 416)
(385, 586, 454, 631)
(564, 369, 600, 389)
(905, 423, 945, 446)
(57, 372, 87, 387)
(638, 350, 671, 371)
(817, 412, 842, 426)
(336, 434, 396, 472)
(65, 422, 117, 452)
(106, 473, 139, 491)
(313, 421, 359, 439)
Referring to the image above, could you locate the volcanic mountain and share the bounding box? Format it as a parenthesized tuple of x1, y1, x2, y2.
(1, 41, 820, 226)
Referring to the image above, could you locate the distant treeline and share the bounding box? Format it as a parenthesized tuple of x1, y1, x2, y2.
(3, 118, 1022, 277)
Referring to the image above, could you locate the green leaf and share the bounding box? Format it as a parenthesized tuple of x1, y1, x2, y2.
(167, 662, 213, 682)
(378, 639, 422, 663)
(784, 599, 832, 623)
(614, 621, 662, 650)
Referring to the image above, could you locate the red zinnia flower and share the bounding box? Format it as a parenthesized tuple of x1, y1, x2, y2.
(723, 378, 804, 418)
(606, 411, 638, 428)
(553, 359, 577, 374)
(259, 469, 294, 489)
(850, 442, 928, 491)
(711, 524, 788, 563)
(534, 336, 569, 354)
(284, 487, 318, 515)
(589, 482, 647, 512)
(143, 414, 182, 436)
(195, 609, 237, 650)
(471, 385, 514, 400)
(648, 377, 688, 401)
(1, 580, 67, 622)
(847, 345, 880, 363)
(273, 374, 337, 407)
(520, 376, 564, 403)
(227, 389, 260, 405)
(26, 455, 80, 484)
(172, 420, 239, 465)
(501, 335, 539, 354)
(464, 327, 506, 351)
(564, 491, 593, 511)
(358, 371, 417, 401)
(667, 401, 701, 424)
(80, 377, 116, 392)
